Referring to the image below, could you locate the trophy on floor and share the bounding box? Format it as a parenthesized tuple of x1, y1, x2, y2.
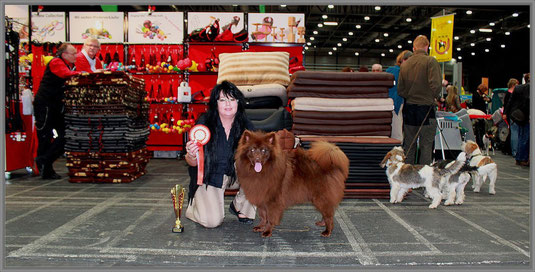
(171, 184, 186, 233)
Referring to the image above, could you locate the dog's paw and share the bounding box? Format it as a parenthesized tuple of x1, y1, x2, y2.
(253, 225, 265, 232)
(261, 230, 272, 237)
(315, 220, 325, 227)
(444, 200, 454, 206)
(473, 189, 480, 193)
(455, 200, 464, 205)
(489, 190, 496, 195)
(390, 198, 396, 203)
(321, 230, 332, 237)
(428, 203, 439, 209)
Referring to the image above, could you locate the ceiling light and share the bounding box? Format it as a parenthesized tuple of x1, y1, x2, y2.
(313, 30, 318, 35)
(184, 19, 188, 23)
(407, 40, 412, 44)
(489, 22, 495, 26)
(310, 37, 315, 41)
(328, 51, 333, 55)
(479, 28, 492, 32)
(528, 24, 530, 28)
(486, 37, 491, 41)
(470, 43, 475, 46)
(307, 42, 311, 46)
(470, 29, 476, 34)
(375, 6, 381, 11)
(280, 5, 286, 7)
(512, 13, 519, 17)
(454, 36, 459, 40)
(398, 45, 402, 49)
(318, 23, 323, 27)
(466, 10, 472, 15)
(458, 56, 462, 60)
(406, 18, 412, 22)
(348, 32, 354, 35)
(457, 47, 461, 51)
(471, 52, 475, 56)
(389, 49, 394, 52)
(375, 39, 380, 43)
(355, 24, 361, 29)
(501, 44, 506, 48)
(328, 5, 334, 9)
(333, 47, 337, 51)
(324, 22, 338, 26)
(322, 15, 328, 19)
(383, 33, 389, 37)
(342, 38, 347, 42)
(505, 31, 510, 35)
(355, 52, 359, 56)
(337, 43, 342, 46)
(485, 49, 489, 52)
(381, 53, 386, 57)
(304, 46, 308, 50)
(364, 16, 370, 21)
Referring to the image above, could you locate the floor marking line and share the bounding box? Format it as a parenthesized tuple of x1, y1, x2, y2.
(443, 209, 529, 257)
(336, 209, 378, 265)
(373, 199, 441, 253)
(7, 195, 125, 258)
(6, 180, 63, 197)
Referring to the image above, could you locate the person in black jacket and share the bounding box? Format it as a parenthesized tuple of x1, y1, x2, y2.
(183, 81, 256, 228)
(504, 74, 530, 166)
(471, 84, 491, 148)
(34, 43, 81, 179)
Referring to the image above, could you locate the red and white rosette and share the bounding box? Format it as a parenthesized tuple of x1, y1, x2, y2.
(189, 125, 211, 185)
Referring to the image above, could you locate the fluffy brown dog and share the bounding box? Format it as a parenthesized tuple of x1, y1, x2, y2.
(235, 130, 349, 237)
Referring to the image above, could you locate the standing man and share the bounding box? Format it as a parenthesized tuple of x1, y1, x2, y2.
(398, 35, 442, 164)
(34, 43, 81, 179)
(75, 37, 102, 72)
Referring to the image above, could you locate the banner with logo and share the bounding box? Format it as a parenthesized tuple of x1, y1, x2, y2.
(430, 14, 454, 62)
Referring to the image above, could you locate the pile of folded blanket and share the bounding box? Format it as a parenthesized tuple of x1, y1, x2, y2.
(289, 71, 400, 198)
(63, 72, 150, 183)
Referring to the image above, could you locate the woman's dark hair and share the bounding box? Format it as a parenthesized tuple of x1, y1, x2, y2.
(203, 80, 248, 183)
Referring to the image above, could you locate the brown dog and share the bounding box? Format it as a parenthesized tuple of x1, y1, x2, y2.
(235, 130, 349, 237)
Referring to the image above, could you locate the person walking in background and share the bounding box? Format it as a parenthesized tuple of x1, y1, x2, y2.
(398, 35, 442, 164)
(445, 85, 461, 113)
(504, 73, 530, 166)
(471, 84, 491, 148)
(386, 50, 413, 141)
(503, 78, 519, 156)
(371, 63, 383, 72)
(75, 37, 103, 73)
(34, 43, 81, 179)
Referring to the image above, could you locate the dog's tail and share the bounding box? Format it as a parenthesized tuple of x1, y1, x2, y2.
(438, 152, 467, 176)
(308, 141, 350, 178)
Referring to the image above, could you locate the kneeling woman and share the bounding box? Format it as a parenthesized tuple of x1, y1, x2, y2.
(184, 81, 256, 228)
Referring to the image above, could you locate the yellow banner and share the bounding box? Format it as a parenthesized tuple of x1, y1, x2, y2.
(430, 14, 454, 62)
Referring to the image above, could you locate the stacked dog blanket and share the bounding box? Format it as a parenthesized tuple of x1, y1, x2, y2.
(288, 71, 399, 198)
(217, 52, 293, 132)
(289, 71, 394, 136)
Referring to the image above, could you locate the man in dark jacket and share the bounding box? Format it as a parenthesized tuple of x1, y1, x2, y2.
(504, 74, 530, 166)
(34, 43, 81, 179)
(398, 35, 442, 164)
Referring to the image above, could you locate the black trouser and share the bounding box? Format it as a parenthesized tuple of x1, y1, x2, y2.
(34, 103, 65, 173)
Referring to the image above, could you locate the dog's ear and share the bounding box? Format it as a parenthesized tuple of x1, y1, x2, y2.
(242, 130, 251, 143)
(379, 152, 392, 168)
(266, 132, 277, 145)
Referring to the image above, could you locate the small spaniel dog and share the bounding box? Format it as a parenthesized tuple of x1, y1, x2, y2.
(380, 146, 466, 208)
(462, 140, 498, 195)
(482, 133, 495, 156)
(431, 160, 497, 205)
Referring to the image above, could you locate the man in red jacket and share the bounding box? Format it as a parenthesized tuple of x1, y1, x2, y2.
(34, 43, 81, 179)
(75, 37, 102, 72)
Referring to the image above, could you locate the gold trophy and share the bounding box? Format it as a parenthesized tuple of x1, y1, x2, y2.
(171, 184, 186, 233)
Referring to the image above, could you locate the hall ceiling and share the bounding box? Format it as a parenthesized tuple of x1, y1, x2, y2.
(34, 4, 531, 59)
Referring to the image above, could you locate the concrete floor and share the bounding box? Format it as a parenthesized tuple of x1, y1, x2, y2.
(2, 151, 532, 270)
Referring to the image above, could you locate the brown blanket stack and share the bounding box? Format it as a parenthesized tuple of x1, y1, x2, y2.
(63, 72, 151, 183)
(288, 71, 400, 198)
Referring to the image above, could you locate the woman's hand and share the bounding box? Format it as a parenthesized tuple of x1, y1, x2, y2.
(185, 140, 200, 159)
